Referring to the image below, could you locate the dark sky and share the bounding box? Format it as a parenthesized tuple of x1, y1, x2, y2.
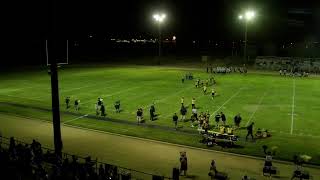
(4, 0, 320, 65)
(9, 0, 319, 41)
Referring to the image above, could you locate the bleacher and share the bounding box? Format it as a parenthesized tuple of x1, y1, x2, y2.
(255, 56, 320, 73)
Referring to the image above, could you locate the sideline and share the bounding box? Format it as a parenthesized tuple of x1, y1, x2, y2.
(2, 112, 319, 169)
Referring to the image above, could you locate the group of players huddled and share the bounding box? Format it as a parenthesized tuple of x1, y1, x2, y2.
(194, 77, 216, 98)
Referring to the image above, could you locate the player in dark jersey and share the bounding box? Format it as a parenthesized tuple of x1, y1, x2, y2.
(221, 112, 226, 125)
(114, 100, 120, 113)
(65, 97, 70, 109)
(173, 113, 178, 129)
(234, 113, 242, 128)
(100, 104, 106, 117)
(150, 104, 155, 121)
(246, 122, 254, 140)
(215, 113, 221, 127)
(74, 99, 80, 111)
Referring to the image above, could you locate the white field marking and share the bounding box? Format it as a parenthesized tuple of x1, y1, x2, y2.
(288, 113, 297, 116)
(134, 85, 195, 114)
(59, 79, 119, 94)
(245, 91, 268, 126)
(59, 84, 96, 93)
(33, 80, 120, 100)
(0, 94, 45, 103)
(210, 87, 244, 117)
(271, 129, 320, 138)
(154, 86, 194, 104)
(290, 79, 296, 135)
(81, 86, 140, 106)
(2, 86, 38, 93)
(63, 114, 88, 124)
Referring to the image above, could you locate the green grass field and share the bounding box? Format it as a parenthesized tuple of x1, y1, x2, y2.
(1, 65, 320, 165)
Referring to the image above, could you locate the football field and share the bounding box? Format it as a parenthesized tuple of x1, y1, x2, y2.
(0, 65, 320, 164)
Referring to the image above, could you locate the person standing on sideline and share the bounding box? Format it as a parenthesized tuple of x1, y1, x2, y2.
(179, 152, 188, 176)
(234, 113, 242, 128)
(74, 99, 80, 111)
(180, 105, 187, 122)
(191, 97, 196, 109)
(246, 122, 254, 140)
(173, 113, 178, 129)
(96, 98, 103, 114)
(215, 113, 221, 128)
(221, 112, 226, 125)
(65, 97, 70, 109)
(114, 100, 120, 113)
(95, 103, 100, 115)
(136, 108, 142, 124)
(150, 104, 155, 121)
(100, 104, 106, 117)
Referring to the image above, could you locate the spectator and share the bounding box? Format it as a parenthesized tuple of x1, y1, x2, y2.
(99, 164, 105, 179)
(9, 137, 16, 154)
(265, 152, 273, 167)
(179, 152, 188, 176)
(208, 160, 218, 179)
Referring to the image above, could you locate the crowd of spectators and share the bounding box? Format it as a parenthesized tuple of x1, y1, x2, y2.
(0, 137, 121, 180)
(0, 136, 312, 180)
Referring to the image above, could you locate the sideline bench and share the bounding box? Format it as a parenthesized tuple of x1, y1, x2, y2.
(198, 129, 238, 147)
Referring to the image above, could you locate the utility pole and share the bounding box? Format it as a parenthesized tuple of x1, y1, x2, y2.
(48, 0, 63, 157)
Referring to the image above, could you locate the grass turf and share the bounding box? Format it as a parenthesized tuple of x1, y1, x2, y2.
(0, 65, 320, 164)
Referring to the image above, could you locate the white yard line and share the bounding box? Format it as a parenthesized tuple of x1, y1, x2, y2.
(136, 86, 195, 111)
(290, 79, 296, 135)
(154, 86, 194, 104)
(34, 80, 120, 100)
(59, 85, 95, 93)
(0, 94, 45, 103)
(81, 86, 140, 106)
(210, 87, 243, 117)
(245, 91, 268, 126)
(3, 86, 38, 93)
(63, 114, 88, 124)
(59, 79, 119, 94)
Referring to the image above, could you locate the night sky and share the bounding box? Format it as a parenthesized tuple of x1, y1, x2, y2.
(5, 0, 320, 65)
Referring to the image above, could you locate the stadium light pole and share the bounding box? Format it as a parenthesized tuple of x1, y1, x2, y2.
(48, 0, 63, 157)
(153, 13, 166, 57)
(238, 10, 255, 62)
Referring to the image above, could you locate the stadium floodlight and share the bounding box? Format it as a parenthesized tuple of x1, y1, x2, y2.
(245, 11, 255, 20)
(238, 10, 255, 22)
(153, 12, 166, 57)
(238, 10, 256, 62)
(153, 13, 166, 23)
